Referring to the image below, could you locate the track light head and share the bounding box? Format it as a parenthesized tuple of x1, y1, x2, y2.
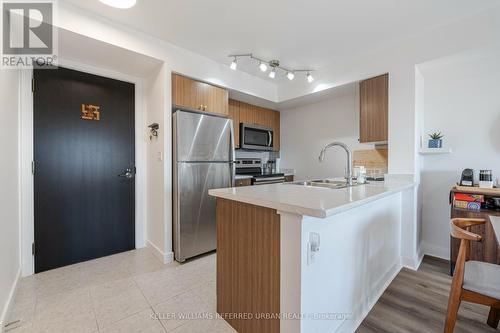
(259, 62, 268, 72)
(307, 72, 314, 83)
(287, 72, 295, 80)
(268, 69, 276, 79)
(230, 57, 237, 70)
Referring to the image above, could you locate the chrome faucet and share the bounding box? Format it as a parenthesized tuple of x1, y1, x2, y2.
(318, 142, 353, 185)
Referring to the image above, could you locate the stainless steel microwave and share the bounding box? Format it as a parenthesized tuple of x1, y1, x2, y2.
(240, 123, 274, 151)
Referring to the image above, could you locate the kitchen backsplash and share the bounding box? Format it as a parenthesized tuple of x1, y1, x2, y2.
(235, 150, 280, 161)
(353, 147, 388, 175)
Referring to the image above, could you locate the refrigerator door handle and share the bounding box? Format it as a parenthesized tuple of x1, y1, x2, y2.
(229, 119, 236, 187)
(230, 119, 236, 160)
(230, 162, 235, 187)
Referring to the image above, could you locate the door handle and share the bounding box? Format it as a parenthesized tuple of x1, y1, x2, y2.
(118, 168, 134, 179)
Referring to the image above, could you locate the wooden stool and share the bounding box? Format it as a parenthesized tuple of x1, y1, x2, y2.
(444, 218, 500, 332)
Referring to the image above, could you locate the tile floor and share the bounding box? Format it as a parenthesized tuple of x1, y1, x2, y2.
(5, 249, 236, 333)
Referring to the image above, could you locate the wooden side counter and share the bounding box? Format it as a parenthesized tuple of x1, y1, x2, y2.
(450, 187, 500, 275)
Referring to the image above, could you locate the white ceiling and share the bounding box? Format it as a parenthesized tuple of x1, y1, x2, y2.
(62, 0, 499, 83)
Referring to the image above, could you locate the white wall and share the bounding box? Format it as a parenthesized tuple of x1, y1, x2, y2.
(145, 64, 172, 261)
(280, 87, 374, 180)
(0, 70, 20, 326)
(420, 52, 500, 259)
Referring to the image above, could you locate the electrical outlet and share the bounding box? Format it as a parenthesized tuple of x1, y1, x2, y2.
(307, 232, 320, 265)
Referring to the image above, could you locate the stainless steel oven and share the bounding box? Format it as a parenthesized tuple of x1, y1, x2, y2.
(240, 123, 273, 151)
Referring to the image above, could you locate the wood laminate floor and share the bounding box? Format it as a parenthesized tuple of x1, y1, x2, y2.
(357, 256, 498, 333)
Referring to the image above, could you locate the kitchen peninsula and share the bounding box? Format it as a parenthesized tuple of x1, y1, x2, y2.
(209, 178, 416, 333)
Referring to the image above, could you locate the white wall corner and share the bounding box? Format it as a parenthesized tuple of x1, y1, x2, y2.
(421, 241, 449, 261)
(0, 269, 21, 333)
(340, 260, 402, 333)
(146, 240, 174, 264)
(278, 211, 303, 333)
(401, 252, 424, 271)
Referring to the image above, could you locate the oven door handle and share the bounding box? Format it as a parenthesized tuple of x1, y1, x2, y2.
(253, 176, 285, 184)
(253, 179, 284, 185)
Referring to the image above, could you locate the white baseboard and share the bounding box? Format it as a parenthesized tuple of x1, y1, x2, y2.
(421, 242, 449, 260)
(146, 240, 174, 264)
(0, 269, 21, 333)
(336, 260, 402, 333)
(401, 250, 425, 271)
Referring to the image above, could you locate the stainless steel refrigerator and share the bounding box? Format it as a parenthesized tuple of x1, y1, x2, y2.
(173, 110, 235, 262)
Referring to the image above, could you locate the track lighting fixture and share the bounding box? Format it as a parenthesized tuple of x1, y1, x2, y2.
(227, 53, 315, 83)
(230, 57, 237, 70)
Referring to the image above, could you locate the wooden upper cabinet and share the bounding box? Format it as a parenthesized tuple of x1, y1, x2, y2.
(359, 74, 388, 143)
(228, 99, 240, 148)
(172, 73, 229, 116)
(272, 110, 280, 151)
(238, 102, 256, 125)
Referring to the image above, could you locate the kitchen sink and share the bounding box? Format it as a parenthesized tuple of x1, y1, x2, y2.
(286, 179, 365, 189)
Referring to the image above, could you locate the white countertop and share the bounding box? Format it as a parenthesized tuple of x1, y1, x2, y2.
(209, 179, 415, 218)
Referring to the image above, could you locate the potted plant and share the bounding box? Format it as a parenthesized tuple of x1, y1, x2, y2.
(428, 132, 444, 148)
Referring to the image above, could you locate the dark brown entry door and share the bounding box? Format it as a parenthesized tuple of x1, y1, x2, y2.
(33, 67, 135, 273)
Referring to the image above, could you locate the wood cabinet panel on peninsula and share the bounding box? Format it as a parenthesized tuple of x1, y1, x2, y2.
(172, 73, 229, 115)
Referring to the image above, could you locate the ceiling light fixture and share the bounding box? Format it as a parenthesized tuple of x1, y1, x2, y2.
(99, 0, 137, 9)
(259, 62, 268, 72)
(227, 53, 315, 83)
(230, 57, 237, 70)
(307, 72, 314, 83)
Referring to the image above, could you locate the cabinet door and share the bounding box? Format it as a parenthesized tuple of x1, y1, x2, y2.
(239, 102, 256, 125)
(228, 99, 240, 148)
(206, 83, 229, 115)
(172, 73, 228, 115)
(272, 110, 280, 151)
(172, 73, 199, 110)
(359, 74, 388, 143)
(235, 178, 252, 187)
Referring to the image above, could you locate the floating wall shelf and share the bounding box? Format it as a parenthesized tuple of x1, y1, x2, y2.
(419, 148, 452, 155)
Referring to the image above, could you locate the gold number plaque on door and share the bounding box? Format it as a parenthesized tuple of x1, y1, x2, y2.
(81, 104, 101, 121)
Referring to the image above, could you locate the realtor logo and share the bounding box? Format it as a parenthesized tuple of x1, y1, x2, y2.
(1, 0, 57, 68)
